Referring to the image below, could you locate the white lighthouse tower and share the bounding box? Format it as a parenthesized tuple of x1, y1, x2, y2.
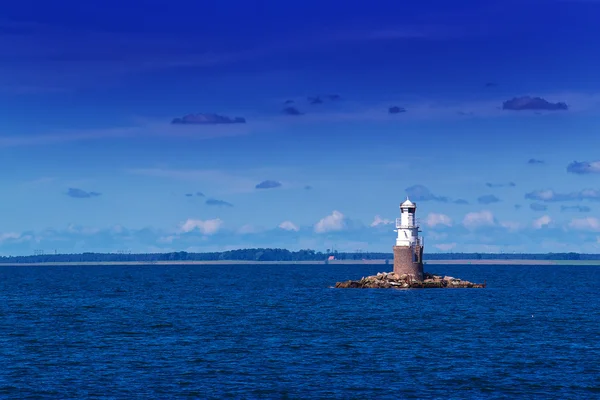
(394, 197, 421, 247)
(392, 197, 424, 280)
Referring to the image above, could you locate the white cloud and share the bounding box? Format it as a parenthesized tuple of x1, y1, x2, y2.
(428, 231, 448, 240)
(370, 215, 393, 227)
(425, 213, 452, 227)
(459, 243, 502, 253)
(500, 221, 523, 232)
(314, 210, 346, 233)
(275, 91, 600, 129)
(530, 189, 555, 201)
(279, 221, 299, 231)
(157, 235, 177, 244)
(532, 215, 552, 229)
(179, 218, 223, 235)
(462, 210, 495, 229)
(127, 167, 256, 189)
(0, 120, 252, 148)
(526, 188, 600, 203)
(578, 161, 600, 173)
(237, 224, 258, 234)
(111, 225, 125, 234)
(127, 165, 290, 195)
(434, 243, 457, 251)
(568, 217, 600, 231)
(66, 224, 100, 235)
(0, 232, 22, 242)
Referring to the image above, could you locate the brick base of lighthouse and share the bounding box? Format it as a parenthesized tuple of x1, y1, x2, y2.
(393, 245, 424, 281)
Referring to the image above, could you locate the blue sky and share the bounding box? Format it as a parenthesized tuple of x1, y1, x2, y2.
(2, 0, 600, 255)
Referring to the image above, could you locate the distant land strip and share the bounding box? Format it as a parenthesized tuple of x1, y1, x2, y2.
(1, 260, 599, 267)
(0, 249, 598, 265)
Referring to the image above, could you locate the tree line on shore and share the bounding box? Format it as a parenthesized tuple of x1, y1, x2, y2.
(0, 248, 595, 263)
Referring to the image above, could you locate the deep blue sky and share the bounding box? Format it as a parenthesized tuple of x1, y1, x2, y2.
(2, 0, 600, 255)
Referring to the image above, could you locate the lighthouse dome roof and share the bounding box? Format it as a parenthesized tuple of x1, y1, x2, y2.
(401, 198, 416, 208)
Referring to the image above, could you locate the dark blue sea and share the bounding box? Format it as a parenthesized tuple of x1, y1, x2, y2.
(0, 263, 598, 399)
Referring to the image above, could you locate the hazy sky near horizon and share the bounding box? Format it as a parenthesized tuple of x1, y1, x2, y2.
(2, 0, 600, 255)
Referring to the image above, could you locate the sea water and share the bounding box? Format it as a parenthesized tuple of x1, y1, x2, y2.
(0, 264, 598, 399)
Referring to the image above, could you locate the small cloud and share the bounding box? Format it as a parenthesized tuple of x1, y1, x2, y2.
(425, 213, 452, 228)
(532, 215, 552, 229)
(304, 185, 313, 190)
(485, 182, 516, 188)
(477, 194, 501, 205)
(179, 218, 223, 235)
(171, 113, 246, 124)
(283, 107, 303, 116)
(435, 243, 457, 251)
(314, 210, 346, 233)
(278, 221, 299, 232)
(502, 96, 568, 111)
(525, 189, 600, 202)
(568, 217, 600, 232)
(485, 82, 497, 88)
(205, 198, 233, 207)
(284, 99, 294, 104)
(463, 210, 495, 230)
(528, 158, 545, 165)
(196, 192, 205, 197)
(0, 232, 23, 243)
(185, 193, 193, 197)
(66, 188, 101, 199)
(561, 205, 591, 213)
(255, 180, 282, 189)
(327, 94, 341, 101)
(308, 96, 323, 105)
(454, 199, 469, 205)
(389, 106, 406, 114)
(515, 204, 522, 209)
(237, 224, 258, 234)
(405, 185, 448, 202)
(530, 203, 548, 211)
(566, 160, 600, 175)
(370, 215, 393, 227)
(526, 189, 556, 201)
(428, 231, 448, 240)
(500, 221, 523, 232)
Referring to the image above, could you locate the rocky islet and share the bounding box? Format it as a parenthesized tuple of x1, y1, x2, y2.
(334, 272, 486, 289)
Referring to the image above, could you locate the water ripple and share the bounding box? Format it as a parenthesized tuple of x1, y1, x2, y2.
(0, 264, 598, 398)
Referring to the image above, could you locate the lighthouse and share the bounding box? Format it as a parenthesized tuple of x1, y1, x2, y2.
(393, 197, 424, 280)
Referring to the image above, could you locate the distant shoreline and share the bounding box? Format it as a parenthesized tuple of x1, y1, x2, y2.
(0, 259, 598, 266)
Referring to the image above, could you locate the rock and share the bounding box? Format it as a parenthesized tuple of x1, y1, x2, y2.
(334, 271, 486, 289)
